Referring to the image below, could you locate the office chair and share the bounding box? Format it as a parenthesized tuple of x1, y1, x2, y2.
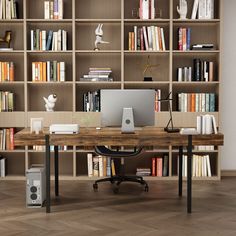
(93, 146, 149, 193)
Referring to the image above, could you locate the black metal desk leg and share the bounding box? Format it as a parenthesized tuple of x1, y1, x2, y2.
(54, 145, 59, 197)
(187, 135, 192, 214)
(178, 146, 183, 197)
(45, 135, 51, 213)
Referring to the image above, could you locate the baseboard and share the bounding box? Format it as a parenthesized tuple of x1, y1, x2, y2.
(221, 170, 236, 177)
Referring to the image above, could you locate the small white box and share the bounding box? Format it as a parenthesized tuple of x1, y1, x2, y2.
(49, 124, 79, 134)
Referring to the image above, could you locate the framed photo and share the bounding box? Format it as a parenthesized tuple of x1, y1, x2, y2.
(30, 118, 44, 134)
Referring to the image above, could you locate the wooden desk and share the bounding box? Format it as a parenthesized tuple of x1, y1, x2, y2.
(14, 127, 224, 214)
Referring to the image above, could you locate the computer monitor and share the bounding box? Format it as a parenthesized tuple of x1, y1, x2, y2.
(101, 89, 155, 132)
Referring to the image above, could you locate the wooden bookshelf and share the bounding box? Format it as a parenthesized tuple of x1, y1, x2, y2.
(0, 0, 222, 180)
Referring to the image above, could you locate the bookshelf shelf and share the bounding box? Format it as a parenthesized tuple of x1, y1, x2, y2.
(0, 0, 222, 180)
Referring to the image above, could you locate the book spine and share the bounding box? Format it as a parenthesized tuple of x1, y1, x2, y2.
(98, 156, 103, 177)
(60, 62, 65, 81)
(44, 1, 50, 19)
(10, 128, 14, 150)
(156, 157, 163, 177)
(152, 157, 156, 176)
(58, 0, 63, 19)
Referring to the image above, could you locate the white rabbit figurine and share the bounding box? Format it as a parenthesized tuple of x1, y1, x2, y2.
(43, 94, 57, 112)
(94, 24, 109, 50)
(177, 0, 188, 19)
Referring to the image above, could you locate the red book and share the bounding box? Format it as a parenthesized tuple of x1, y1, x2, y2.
(10, 128, 14, 150)
(152, 158, 156, 176)
(139, 0, 143, 19)
(156, 157, 163, 177)
(178, 27, 183, 51)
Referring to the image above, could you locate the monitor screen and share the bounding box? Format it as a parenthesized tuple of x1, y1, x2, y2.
(101, 89, 155, 127)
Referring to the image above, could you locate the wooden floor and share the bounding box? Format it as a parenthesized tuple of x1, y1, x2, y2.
(1, 177, 236, 236)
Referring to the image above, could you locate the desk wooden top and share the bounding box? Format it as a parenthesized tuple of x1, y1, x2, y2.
(14, 127, 224, 147)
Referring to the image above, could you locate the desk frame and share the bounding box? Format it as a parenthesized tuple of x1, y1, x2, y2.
(44, 134, 193, 214)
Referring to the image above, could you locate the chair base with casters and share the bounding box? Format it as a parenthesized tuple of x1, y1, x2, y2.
(93, 146, 149, 193)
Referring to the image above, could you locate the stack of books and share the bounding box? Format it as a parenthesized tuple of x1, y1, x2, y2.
(44, 0, 64, 20)
(128, 26, 166, 51)
(32, 61, 65, 82)
(0, 155, 7, 177)
(0, 128, 14, 150)
(191, 0, 214, 20)
(83, 90, 100, 112)
(178, 27, 191, 51)
(0, 0, 18, 19)
(178, 93, 216, 112)
(0, 91, 14, 111)
(136, 168, 151, 176)
(178, 67, 192, 82)
(197, 114, 217, 134)
(193, 59, 214, 81)
(80, 68, 113, 82)
(87, 153, 115, 177)
(0, 62, 14, 82)
(30, 29, 67, 51)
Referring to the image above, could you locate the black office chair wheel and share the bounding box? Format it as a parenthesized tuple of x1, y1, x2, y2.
(93, 183, 98, 191)
(144, 185, 149, 192)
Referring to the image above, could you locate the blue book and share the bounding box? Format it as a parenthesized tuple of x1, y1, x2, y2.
(187, 28, 191, 50)
(46, 30, 53, 51)
(209, 93, 215, 112)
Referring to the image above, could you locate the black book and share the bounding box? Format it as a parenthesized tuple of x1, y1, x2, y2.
(193, 59, 201, 81)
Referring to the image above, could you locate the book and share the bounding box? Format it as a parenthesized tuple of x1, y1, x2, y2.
(191, 0, 199, 19)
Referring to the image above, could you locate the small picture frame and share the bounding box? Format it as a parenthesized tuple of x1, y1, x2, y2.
(30, 118, 44, 134)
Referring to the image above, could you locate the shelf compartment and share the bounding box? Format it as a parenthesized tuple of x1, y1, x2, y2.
(172, 112, 219, 128)
(173, 0, 220, 19)
(27, 52, 73, 82)
(26, 0, 72, 19)
(172, 52, 219, 82)
(124, 53, 169, 82)
(27, 84, 73, 111)
(75, 0, 121, 19)
(124, 0, 170, 19)
(72, 112, 101, 127)
(0, 83, 24, 111)
(26, 22, 73, 50)
(0, 112, 25, 127)
(0, 22, 24, 50)
(76, 53, 121, 82)
(0, 53, 24, 81)
(76, 83, 121, 112)
(28, 152, 73, 176)
(124, 22, 169, 51)
(173, 23, 220, 50)
(75, 19, 121, 23)
(0, 152, 25, 177)
(75, 22, 121, 50)
(27, 112, 73, 127)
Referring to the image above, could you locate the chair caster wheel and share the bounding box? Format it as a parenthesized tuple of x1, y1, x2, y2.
(93, 183, 98, 191)
(144, 185, 149, 192)
(113, 186, 119, 194)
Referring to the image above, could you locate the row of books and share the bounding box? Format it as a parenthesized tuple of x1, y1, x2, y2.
(0, 91, 14, 112)
(178, 27, 191, 51)
(151, 155, 169, 177)
(0, 128, 14, 150)
(181, 154, 212, 177)
(191, 0, 214, 20)
(0, 156, 7, 177)
(0, 0, 18, 19)
(30, 29, 68, 51)
(83, 90, 100, 112)
(32, 61, 65, 82)
(80, 68, 113, 82)
(197, 114, 217, 135)
(194, 145, 214, 151)
(139, 0, 155, 19)
(178, 93, 216, 112)
(177, 60, 214, 82)
(32, 145, 67, 151)
(128, 26, 166, 51)
(44, 0, 63, 20)
(155, 89, 161, 112)
(0, 62, 14, 82)
(87, 153, 115, 177)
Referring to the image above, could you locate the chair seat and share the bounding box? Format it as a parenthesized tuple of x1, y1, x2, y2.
(94, 146, 143, 157)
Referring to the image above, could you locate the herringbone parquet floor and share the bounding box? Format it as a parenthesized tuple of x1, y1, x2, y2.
(1, 177, 236, 236)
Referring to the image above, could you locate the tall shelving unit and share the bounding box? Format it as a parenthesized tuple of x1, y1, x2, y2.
(0, 0, 222, 180)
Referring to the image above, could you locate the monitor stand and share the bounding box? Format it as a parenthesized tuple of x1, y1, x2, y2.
(121, 108, 135, 133)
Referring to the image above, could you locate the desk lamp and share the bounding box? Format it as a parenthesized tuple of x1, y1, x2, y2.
(159, 92, 180, 133)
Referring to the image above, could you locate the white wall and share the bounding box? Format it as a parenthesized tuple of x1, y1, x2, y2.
(221, 0, 236, 169)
